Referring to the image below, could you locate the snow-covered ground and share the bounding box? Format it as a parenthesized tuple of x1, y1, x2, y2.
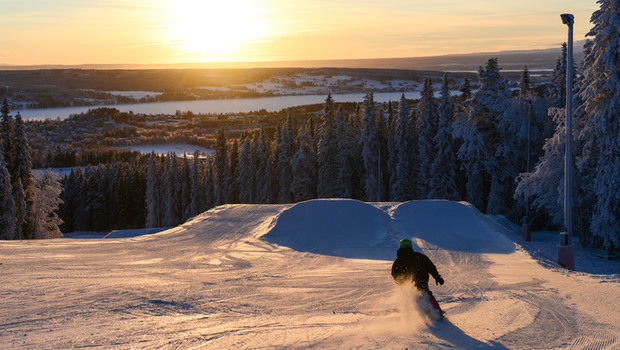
(1, 199, 618, 349)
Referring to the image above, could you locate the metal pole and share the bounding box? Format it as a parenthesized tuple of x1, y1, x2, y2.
(559, 13, 575, 270)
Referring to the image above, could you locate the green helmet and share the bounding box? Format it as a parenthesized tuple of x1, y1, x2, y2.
(399, 238, 413, 249)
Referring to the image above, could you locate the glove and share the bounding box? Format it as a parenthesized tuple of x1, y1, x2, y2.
(435, 276, 444, 286)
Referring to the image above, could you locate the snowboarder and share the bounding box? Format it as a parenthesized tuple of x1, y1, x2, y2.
(391, 238, 445, 317)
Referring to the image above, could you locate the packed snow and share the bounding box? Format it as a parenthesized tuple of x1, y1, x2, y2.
(1, 199, 618, 349)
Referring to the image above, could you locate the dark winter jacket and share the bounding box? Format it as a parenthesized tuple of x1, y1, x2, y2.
(391, 247, 442, 291)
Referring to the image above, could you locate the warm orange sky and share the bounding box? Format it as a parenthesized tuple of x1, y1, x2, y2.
(0, 0, 600, 65)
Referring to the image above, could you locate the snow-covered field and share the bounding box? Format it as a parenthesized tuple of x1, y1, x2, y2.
(1, 199, 618, 349)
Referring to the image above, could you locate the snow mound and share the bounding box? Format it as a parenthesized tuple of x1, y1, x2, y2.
(262, 199, 397, 259)
(390, 200, 515, 253)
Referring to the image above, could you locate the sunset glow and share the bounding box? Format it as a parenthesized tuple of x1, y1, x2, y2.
(0, 0, 600, 65)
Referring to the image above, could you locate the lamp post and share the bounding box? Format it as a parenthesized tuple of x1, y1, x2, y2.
(558, 13, 575, 270)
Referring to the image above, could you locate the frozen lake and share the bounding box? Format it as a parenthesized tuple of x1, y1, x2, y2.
(18, 92, 423, 121)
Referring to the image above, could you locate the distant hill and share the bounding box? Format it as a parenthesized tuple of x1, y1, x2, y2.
(0, 43, 585, 72)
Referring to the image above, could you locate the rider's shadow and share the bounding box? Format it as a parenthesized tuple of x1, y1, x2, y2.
(429, 320, 509, 349)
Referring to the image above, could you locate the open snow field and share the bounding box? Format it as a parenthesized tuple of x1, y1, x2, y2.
(1, 199, 618, 349)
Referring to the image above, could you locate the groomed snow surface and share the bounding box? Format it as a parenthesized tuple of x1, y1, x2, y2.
(1, 199, 618, 349)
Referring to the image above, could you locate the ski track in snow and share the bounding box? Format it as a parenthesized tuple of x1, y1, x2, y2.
(1, 199, 618, 349)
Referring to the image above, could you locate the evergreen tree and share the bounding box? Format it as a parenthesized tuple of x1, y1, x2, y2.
(30, 171, 64, 239)
(228, 139, 239, 203)
(1, 99, 13, 169)
(459, 78, 472, 101)
(335, 107, 354, 198)
(290, 126, 317, 202)
(360, 91, 380, 201)
(13, 178, 26, 239)
(415, 78, 439, 198)
(189, 151, 203, 216)
(575, 0, 620, 249)
(146, 157, 160, 227)
(0, 153, 15, 240)
(214, 128, 229, 205)
(277, 116, 295, 203)
(548, 43, 569, 108)
(429, 75, 459, 200)
(317, 95, 340, 198)
(164, 154, 181, 226)
(520, 65, 531, 98)
(237, 137, 255, 203)
(452, 114, 487, 210)
(391, 93, 415, 201)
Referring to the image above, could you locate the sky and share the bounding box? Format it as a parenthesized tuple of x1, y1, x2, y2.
(0, 0, 600, 66)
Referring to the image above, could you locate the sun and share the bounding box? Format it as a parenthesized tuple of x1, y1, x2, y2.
(168, 0, 266, 60)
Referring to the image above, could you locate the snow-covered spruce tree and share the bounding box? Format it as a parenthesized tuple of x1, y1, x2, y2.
(547, 43, 569, 108)
(429, 75, 460, 200)
(30, 171, 64, 239)
(0, 152, 15, 240)
(459, 78, 472, 102)
(391, 93, 415, 201)
(575, 0, 620, 249)
(179, 156, 192, 221)
(515, 107, 566, 227)
(277, 116, 295, 203)
(214, 128, 229, 206)
(415, 78, 439, 198)
(452, 113, 487, 211)
(468, 58, 512, 213)
(360, 91, 380, 201)
(146, 157, 160, 228)
(317, 95, 340, 198)
(290, 125, 317, 202)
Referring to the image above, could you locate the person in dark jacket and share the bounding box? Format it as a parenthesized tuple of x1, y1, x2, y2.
(391, 238, 444, 316)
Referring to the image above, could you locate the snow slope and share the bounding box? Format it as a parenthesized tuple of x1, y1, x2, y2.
(1, 199, 618, 349)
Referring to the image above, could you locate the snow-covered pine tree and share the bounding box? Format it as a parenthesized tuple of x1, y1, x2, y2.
(202, 157, 215, 210)
(290, 125, 317, 202)
(0, 152, 15, 240)
(376, 104, 390, 201)
(429, 75, 460, 200)
(575, 0, 620, 249)
(180, 155, 192, 220)
(415, 78, 439, 198)
(360, 91, 380, 201)
(317, 95, 340, 198)
(391, 93, 415, 201)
